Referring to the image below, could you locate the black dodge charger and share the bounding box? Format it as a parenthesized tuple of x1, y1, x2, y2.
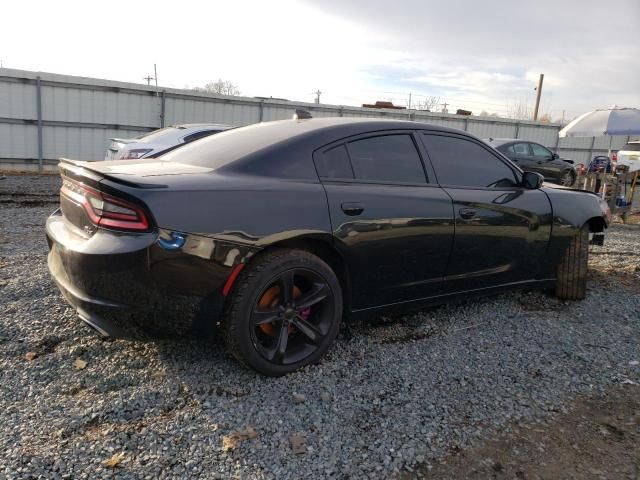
(46, 118, 610, 376)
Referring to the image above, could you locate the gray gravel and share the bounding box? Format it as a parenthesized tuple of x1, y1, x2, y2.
(1, 174, 639, 479)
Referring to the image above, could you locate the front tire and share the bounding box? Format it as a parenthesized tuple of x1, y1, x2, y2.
(223, 249, 343, 376)
(555, 227, 589, 300)
(561, 169, 576, 187)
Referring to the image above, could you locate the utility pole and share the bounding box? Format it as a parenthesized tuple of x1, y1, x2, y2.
(143, 75, 154, 85)
(408, 92, 412, 110)
(314, 89, 322, 104)
(440, 101, 449, 113)
(533, 73, 544, 121)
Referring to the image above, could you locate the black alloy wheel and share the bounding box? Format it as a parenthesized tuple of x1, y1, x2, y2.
(223, 249, 342, 376)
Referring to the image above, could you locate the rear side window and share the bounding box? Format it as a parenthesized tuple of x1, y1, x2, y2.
(513, 143, 531, 155)
(501, 144, 515, 154)
(423, 134, 518, 188)
(316, 145, 354, 179)
(347, 134, 426, 183)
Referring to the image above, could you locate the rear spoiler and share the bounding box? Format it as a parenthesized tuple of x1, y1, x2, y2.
(58, 158, 168, 189)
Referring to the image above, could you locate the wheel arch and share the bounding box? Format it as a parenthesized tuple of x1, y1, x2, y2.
(252, 234, 352, 312)
(585, 216, 606, 233)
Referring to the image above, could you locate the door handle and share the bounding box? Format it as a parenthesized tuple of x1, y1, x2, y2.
(459, 208, 477, 220)
(341, 202, 364, 216)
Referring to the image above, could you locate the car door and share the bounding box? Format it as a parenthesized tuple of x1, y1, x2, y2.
(314, 132, 455, 309)
(421, 133, 553, 292)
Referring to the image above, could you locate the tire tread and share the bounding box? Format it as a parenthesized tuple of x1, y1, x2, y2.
(555, 227, 589, 300)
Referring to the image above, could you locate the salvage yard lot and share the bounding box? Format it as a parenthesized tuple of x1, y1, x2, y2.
(1, 174, 639, 479)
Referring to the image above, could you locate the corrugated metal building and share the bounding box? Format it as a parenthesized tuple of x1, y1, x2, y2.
(0, 68, 636, 171)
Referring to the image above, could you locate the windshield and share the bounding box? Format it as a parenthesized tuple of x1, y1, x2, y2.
(621, 143, 640, 152)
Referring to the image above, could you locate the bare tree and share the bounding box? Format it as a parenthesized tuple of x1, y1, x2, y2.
(506, 100, 532, 120)
(194, 79, 240, 96)
(414, 96, 440, 112)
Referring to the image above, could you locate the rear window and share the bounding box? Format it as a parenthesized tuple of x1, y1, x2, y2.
(621, 143, 640, 152)
(160, 122, 304, 169)
(134, 127, 175, 141)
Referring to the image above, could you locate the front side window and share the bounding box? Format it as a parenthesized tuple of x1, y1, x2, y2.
(423, 134, 518, 188)
(530, 143, 552, 159)
(347, 134, 426, 183)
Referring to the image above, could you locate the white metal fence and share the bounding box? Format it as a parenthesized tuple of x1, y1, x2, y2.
(0, 68, 636, 171)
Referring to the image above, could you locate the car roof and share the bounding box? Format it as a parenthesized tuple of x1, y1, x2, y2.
(160, 117, 474, 179)
(483, 138, 525, 147)
(171, 123, 232, 129)
(229, 117, 464, 136)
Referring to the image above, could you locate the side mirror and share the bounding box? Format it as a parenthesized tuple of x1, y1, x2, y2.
(551, 153, 559, 160)
(522, 171, 544, 189)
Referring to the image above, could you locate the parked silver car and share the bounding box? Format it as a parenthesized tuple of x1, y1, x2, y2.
(105, 124, 233, 160)
(616, 141, 640, 172)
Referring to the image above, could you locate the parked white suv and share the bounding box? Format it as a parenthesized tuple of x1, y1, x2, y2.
(616, 141, 640, 172)
(105, 123, 233, 160)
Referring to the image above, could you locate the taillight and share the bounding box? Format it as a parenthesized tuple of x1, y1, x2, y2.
(611, 151, 617, 162)
(119, 148, 152, 159)
(61, 180, 150, 231)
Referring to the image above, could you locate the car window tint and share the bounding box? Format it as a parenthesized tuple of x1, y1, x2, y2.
(316, 144, 354, 179)
(347, 134, 426, 183)
(513, 143, 531, 155)
(183, 130, 218, 143)
(502, 144, 515, 154)
(530, 143, 551, 158)
(423, 134, 517, 188)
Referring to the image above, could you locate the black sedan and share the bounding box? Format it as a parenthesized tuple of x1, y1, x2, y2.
(46, 118, 610, 376)
(484, 138, 577, 186)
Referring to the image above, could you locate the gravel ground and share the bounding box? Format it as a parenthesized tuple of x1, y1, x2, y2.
(1, 174, 639, 479)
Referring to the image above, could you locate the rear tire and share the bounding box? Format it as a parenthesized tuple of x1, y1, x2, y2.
(555, 227, 589, 300)
(223, 248, 343, 376)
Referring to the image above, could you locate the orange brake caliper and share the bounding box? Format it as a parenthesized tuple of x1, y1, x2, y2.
(257, 285, 301, 336)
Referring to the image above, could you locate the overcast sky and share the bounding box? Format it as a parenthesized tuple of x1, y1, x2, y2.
(2, 0, 638, 120)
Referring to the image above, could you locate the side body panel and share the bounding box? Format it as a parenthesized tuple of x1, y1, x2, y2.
(322, 182, 455, 309)
(540, 185, 609, 277)
(439, 187, 553, 290)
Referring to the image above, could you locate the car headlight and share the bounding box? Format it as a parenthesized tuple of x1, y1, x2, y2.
(119, 148, 152, 159)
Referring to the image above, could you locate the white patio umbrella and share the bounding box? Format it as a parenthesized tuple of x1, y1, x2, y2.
(559, 107, 640, 137)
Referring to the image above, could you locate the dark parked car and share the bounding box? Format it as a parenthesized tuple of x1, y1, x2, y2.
(484, 138, 577, 186)
(47, 118, 610, 376)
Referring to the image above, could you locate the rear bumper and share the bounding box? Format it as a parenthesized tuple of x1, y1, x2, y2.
(46, 210, 235, 338)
